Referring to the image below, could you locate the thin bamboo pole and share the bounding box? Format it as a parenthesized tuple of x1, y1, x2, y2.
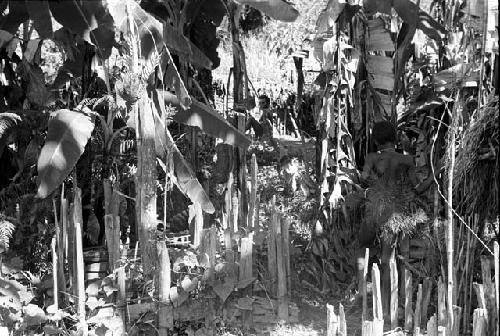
(51, 236, 58, 326)
(446, 93, 457, 334)
(495, 242, 499, 336)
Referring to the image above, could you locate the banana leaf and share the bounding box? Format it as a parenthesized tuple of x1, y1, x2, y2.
(107, 0, 212, 68)
(25, 1, 53, 39)
(37, 110, 95, 198)
(156, 90, 251, 150)
(237, 0, 299, 22)
(152, 106, 215, 214)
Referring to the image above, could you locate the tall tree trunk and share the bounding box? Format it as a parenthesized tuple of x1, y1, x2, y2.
(135, 98, 158, 277)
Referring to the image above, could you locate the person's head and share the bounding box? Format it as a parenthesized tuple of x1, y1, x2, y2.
(258, 95, 270, 109)
(372, 121, 397, 147)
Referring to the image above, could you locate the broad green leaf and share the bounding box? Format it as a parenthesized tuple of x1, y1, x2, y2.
(155, 90, 250, 150)
(25, 0, 53, 39)
(0, 30, 13, 48)
(49, 1, 115, 59)
(23, 304, 47, 326)
(237, 0, 299, 22)
(152, 106, 215, 214)
(37, 109, 95, 198)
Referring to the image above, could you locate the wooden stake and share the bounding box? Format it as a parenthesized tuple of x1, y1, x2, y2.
(427, 315, 437, 336)
(481, 255, 497, 335)
(73, 188, 87, 335)
(473, 283, 487, 309)
(281, 217, 291, 297)
(451, 305, 462, 336)
(53, 199, 65, 305)
(362, 321, 373, 336)
(248, 154, 258, 230)
(438, 277, 447, 329)
(422, 278, 433, 329)
(51, 236, 58, 324)
(472, 308, 487, 336)
(267, 196, 278, 295)
(362, 248, 369, 323)
(239, 235, 253, 284)
(389, 252, 398, 330)
(276, 215, 288, 321)
(404, 269, 413, 332)
(372, 263, 384, 335)
(339, 303, 346, 336)
(414, 284, 423, 336)
(495, 241, 499, 336)
(327, 304, 339, 336)
(158, 241, 172, 335)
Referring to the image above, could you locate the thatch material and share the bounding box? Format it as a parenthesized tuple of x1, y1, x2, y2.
(454, 97, 499, 223)
(345, 180, 430, 245)
(364, 180, 429, 243)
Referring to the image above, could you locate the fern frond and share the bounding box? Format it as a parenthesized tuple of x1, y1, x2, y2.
(0, 112, 22, 139)
(0, 214, 16, 251)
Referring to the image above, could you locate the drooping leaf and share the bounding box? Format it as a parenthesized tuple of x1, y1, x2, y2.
(364, 0, 446, 41)
(37, 109, 95, 198)
(152, 106, 215, 214)
(433, 64, 479, 91)
(49, 1, 115, 59)
(25, 0, 53, 39)
(161, 49, 192, 109)
(237, 0, 299, 22)
(163, 24, 213, 69)
(155, 90, 250, 150)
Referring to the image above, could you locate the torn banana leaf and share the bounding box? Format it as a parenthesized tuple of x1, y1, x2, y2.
(156, 90, 251, 150)
(153, 107, 215, 214)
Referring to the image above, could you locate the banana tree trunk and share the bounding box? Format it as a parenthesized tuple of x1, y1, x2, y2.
(228, 2, 249, 227)
(135, 98, 158, 277)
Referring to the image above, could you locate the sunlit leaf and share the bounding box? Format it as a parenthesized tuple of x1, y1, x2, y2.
(237, 0, 299, 22)
(37, 109, 95, 198)
(153, 106, 215, 214)
(156, 90, 250, 149)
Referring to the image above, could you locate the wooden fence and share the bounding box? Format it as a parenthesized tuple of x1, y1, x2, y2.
(327, 245, 499, 336)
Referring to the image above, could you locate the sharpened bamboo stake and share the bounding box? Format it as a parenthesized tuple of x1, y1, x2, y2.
(362, 248, 369, 323)
(390, 252, 398, 330)
(327, 304, 339, 336)
(372, 263, 384, 336)
(404, 269, 413, 332)
(51, 236, 58, 325)
(414, 284, 423, 335)
(495, 242, 499, 336)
